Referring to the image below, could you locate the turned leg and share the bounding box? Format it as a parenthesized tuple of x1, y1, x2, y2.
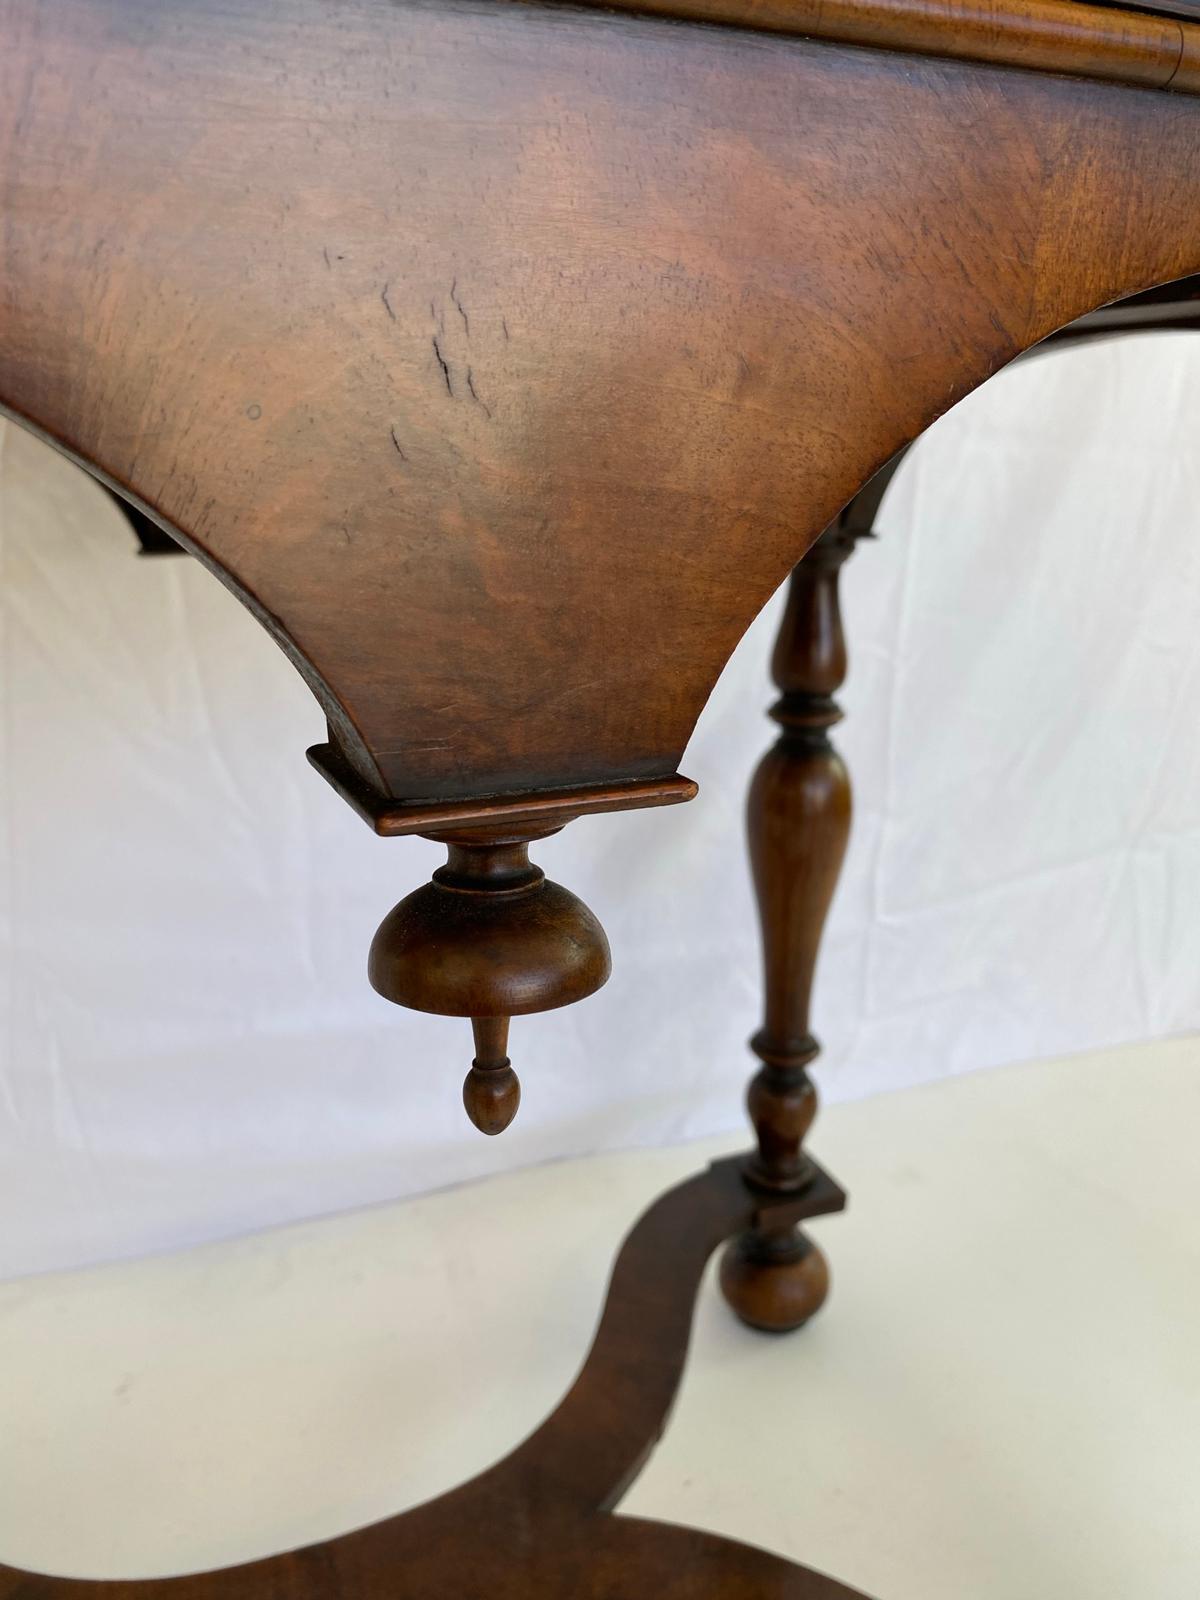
(720, 519, 860, 1332)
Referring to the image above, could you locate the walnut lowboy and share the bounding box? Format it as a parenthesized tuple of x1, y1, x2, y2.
(2, 0, 1198, 1592)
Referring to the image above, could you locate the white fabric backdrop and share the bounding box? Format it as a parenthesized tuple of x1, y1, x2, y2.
(3, 332, 1199, 1280)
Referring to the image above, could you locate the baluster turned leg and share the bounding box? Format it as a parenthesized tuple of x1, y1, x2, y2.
(719, 521, 859, 1332)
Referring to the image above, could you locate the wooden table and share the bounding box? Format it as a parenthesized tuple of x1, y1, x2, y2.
(2, 0, 1198, 1593)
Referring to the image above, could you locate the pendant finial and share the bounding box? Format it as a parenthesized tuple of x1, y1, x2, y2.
(368, 825, 610, 1134)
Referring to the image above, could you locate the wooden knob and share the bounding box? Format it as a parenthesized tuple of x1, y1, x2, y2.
(368, 826, 610, 1133)
(463, 1018, 521, 1136)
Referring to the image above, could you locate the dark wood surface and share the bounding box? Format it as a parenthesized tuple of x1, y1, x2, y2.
(572, 0, 1200, 90)
(368, 828, 612, 1131)
(6, 0, 1200, 1592)
(5, 0, 1200, 826)
(0, 1158, 860, 1600)
(720, 524, 860, 1331)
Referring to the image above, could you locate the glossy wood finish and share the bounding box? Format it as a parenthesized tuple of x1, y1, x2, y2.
(750, 260, 1200, 1324)
(7, 0, 1200, 1590)
(720, 520, 861, 1332)
(5, 0, 1200, 827)
(0, 1157, 859, 1600)
(575, 0, 1200, 92)
(744, 527, 858, 1196)
(368, 825, 611, 1131)
(110, 272, 1200, 567)
(723, 260, 1200, 1322)
(308, 746, 699, 837)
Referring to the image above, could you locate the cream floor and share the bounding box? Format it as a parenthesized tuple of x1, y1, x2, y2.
(2, 1035, 1199, 1599)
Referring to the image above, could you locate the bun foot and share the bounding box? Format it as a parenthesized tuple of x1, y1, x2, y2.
(719, 1227, 829, 1333)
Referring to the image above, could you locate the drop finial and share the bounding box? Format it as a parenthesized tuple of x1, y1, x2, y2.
(464, 1016, 520, 1135)
(368, 824, 610, 1135)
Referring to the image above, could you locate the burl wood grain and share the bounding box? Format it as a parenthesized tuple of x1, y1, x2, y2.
(3, 0, 1200, 818)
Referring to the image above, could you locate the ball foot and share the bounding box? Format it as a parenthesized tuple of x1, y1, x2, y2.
(719, 1226, 829, 1333)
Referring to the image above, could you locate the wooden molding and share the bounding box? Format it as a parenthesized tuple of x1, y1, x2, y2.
(307, 743, 698, 835)
(536, 0, 1200, 94)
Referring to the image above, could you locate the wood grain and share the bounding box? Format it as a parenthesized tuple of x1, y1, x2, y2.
(4, 0, 1200, 819)
(720, 523, 859, 1330)
(0, 1158, 858, 1600)
(367, 826, 612, 1132)
(549, 0, 1200, 94)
